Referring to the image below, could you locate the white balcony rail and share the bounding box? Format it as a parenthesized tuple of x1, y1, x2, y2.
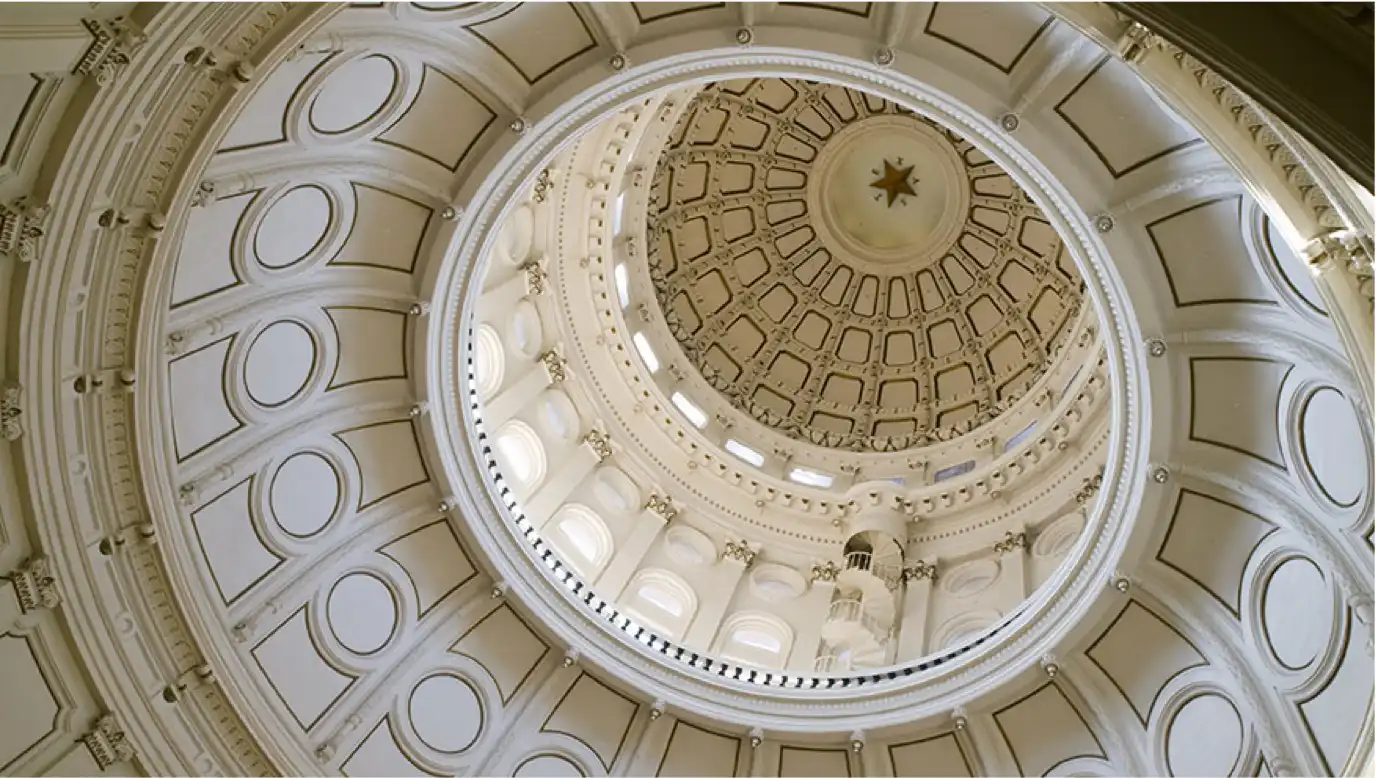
(843, 550, 901, 589)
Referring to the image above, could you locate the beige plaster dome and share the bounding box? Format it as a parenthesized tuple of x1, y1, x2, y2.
(0, 4, 1372, 778)
(647, 78, 1084, 452)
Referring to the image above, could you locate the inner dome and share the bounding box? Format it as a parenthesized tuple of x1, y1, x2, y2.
(647, 78, 1085, 452)
(469, 77, 1110, 677)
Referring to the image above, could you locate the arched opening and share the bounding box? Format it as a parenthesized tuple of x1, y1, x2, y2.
(548, 505, 614, 580)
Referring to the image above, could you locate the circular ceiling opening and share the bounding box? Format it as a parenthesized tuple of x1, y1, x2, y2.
(460, 75, 1112, 684)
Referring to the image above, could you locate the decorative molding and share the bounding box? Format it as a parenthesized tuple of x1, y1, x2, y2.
(723, 538, 756, 567)
(583, 428, 612, 461)
(75, 16, 147, 87)
(1073, 468, 1104, 506)
(11, 555, 60, 612)
(992, 531, 1027, 555)
(810, 560, 840, 583)
(1115, 21, 1158, 65)
(523, 259, 549, 296)
(81, 713, 135, 769)
(1, 384, 21, 441)
(540, 349, 568, 382)
(644, 493, 678, 522)
(902, 559, 939, 582)
(0, 198, 49, 262)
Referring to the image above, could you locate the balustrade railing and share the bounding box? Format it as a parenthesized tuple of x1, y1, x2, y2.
(842, 550, 901, 589)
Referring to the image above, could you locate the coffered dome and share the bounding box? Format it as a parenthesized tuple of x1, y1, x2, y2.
(646, 78, 1084, 452)
(1, 4, 1372, 778)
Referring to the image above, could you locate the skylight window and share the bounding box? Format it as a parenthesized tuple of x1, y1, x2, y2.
(933, 460, 976, 483)
(788, 467, 834, 488)
(613, 192, 626, 235)
(1004, 422, 1037, 452)
(724, 439, 764, 466)
(632, 332, 659, 372)
(614, 263, 630, 308)
(671, 392, 707, 428)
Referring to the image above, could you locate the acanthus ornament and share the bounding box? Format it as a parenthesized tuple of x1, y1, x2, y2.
(81, 713, 135, 769)
(810, 560, 840, 583)
(723, 539, 756, 567)
(0, 198, 50, 262)
(902, 559, 939, 582)
(522, 260, 548, 295)
(539, 350, 568, 382)
(1073, 468, 1104, 506)
(645, 493, 678, 522)
(75, 17, 147, 87)
(1, 385, 22, 441)
(582, 428, 612, 461)
(532, 168, 554, 203)
(993, 530, 1027, 555)
(13, 555, 61, 612)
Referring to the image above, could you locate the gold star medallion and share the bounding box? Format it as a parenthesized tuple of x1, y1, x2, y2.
(869, 158, 917, 207)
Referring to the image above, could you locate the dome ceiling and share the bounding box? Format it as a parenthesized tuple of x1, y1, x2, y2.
(2, 3, 1372, 778)
(647, 78, 1085, 452)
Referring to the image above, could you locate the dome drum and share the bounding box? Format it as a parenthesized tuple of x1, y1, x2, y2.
(9, 4, 1371, 777)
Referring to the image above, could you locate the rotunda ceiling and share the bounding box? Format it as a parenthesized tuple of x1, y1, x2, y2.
(647, 78, 1085, 452)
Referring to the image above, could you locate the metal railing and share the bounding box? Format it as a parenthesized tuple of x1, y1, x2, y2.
(843, 550, 901, 589)
(469, 372, 1028, 691)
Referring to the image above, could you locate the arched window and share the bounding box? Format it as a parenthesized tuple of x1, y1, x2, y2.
(509, 299, 543, 358)
(622, 569, 697, 640)
(494, 421, 547, 491)
(548, 505, 613, 579)
(715, 612, 793, 669)
(473, 324, 504, 399)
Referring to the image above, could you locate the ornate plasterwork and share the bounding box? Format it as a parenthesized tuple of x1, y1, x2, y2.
(12, 555, 61, 612)
(646, 79, 1085, 452)
(13, 4, 1371, 777)
(80, 713, 135, 770)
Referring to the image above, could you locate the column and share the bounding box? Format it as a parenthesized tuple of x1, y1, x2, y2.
(525, 431, 606, 529)
(787, 568, 836, 671)
(482, 351, 563, 429)
(595, 498, 671, 599)
(683, 541, 753, 650)
(991, 528, 1028, 613)
(895, 560, 936, 662)
(1305, 233, 1374, 404)
(480, 269, 535, 315)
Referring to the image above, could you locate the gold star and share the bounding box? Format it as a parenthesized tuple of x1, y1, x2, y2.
(869, 158, 917, 207)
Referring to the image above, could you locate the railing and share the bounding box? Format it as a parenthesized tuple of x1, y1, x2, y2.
(843, 551, 902, 590)
(469, 374, 1029, 691)
(826, 597, 891, 639)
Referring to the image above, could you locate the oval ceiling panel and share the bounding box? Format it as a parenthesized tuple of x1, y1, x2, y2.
(1300, 388, 1367, 507)
(1262, 557, 1331, 670)
(244, 321, 316, 408)
(1165, 694, 1242, 777)
(515, 755, 584, 778)
(409, 673, 482, 753)
(310, 54, 398, 135)
(255, 186, 332, 269)
(270, 452, 341, 538)
(327, 572, 398, 655)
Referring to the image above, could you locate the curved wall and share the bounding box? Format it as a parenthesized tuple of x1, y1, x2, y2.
(0, 3, 1369, 778)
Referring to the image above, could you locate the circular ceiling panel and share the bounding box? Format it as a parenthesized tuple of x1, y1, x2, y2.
(645, 78, 1085, 452)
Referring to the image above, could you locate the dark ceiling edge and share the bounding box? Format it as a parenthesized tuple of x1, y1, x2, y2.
(1111, 2, 1374, 193)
